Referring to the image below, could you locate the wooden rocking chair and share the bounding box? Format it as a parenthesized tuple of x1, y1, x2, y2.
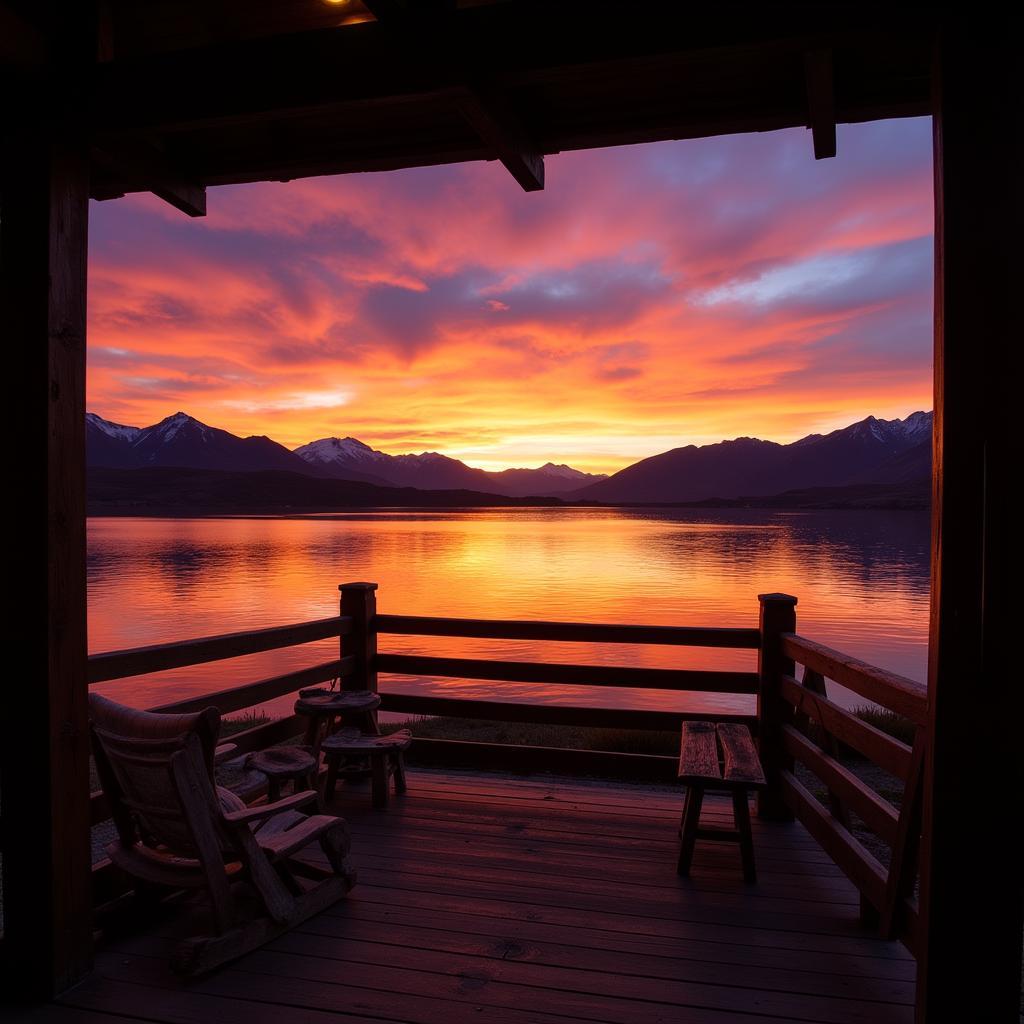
(88, 693, 357, 975)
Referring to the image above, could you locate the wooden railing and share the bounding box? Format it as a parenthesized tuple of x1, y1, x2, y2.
(86, 582, 928, 955)
(768, 627, 927, 952)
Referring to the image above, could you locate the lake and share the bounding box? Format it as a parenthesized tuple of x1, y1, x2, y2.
(87, 508, 931, 719)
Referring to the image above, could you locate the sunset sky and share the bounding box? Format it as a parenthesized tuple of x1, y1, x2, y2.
(87, 117, 934, 475)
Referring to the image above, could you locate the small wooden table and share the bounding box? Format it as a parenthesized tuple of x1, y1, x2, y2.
(677, 721, 766, 883)
(295, 688, 382, 748)
(321, 728, 412, 808)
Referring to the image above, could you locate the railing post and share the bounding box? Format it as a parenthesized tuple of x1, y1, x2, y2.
(757, 593, 797, 820)
(339, 582, 378, 697)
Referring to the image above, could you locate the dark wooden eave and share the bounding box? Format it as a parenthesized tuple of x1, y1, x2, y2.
(17, 1, 932, 206)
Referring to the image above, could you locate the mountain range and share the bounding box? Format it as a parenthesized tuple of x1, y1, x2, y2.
(86, 409, 932, 507)
(572, 411, 932, 503)
(86, 412, 607, 497)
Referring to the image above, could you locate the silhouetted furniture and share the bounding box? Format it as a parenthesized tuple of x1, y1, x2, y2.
(296, 687, 382, 747)
(677, 721, 766, 882)
(245, 746, 319, 804)
(88, 693, 356, 974)
(321, 728, 413, 807)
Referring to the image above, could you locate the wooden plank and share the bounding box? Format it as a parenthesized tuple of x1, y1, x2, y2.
(2, 105, 93, 995)
(87, 616, 348, 683)
(338, 823, 862, 903)
(254, 935, 914, 1024)
(303, 899, 917, 982)
(917, 20, 1022, 1021)
(148, 657, 352, 716)
(678, 721, 720, 780)
(376, 653, 758, 693)
(717, 724, 766, 787)
(780, 770, 887, 911)
(780, 674, 913, 778)
(781, 634, 927, 725)
(341, 874, 910, 961)
(378, 692, 755, 731)
(375, 613, 760, 649)
(782, 725, 899, 845)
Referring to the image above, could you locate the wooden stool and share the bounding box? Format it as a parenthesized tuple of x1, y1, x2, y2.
(677, 721, 766, 883)
(244, 746, 318, 803)
(321, 728, 412, 807)
(295, 688, 382, 752)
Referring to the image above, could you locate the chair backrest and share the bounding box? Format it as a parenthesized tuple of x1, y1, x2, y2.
(89, 693, 222, 857)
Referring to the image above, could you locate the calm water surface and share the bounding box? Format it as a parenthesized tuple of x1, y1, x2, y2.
(87, 508, 930, 718)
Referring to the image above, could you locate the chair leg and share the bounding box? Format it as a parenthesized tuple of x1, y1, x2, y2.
(370, 752, 389, 808)
(319, 821, 357, 890)
(267, 777, 281, 804)
(393, 751, 407, 794)
(732, 788, 757, 884)
(677, 785, 704, 876)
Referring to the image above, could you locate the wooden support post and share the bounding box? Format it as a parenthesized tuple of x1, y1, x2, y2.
(916, 19, 1021, 1022)
(339, 582, 379, 696)
(1, 132, 93, 995)
(756, 594, 797, 820)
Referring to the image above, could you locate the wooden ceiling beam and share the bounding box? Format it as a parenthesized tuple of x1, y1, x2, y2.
(361, 0, 544, 190)
(90, 137, 206, 216)
(803, 48, 837, 159)
(90, 7, 929, 136)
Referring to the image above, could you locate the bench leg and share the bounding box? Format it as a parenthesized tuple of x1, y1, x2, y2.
(732, 788, 757, 884)
(677, 785, 704, 876)
(370, 752, 389, 808)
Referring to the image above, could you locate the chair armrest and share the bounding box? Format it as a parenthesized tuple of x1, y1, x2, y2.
(214, 742, 238, 765)
(221, 789, 318, 825)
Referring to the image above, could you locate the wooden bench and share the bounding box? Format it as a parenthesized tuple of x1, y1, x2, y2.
(677, 721, 766, 882)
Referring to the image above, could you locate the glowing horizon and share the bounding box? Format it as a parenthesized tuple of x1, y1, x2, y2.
(87, 119, 934, 476)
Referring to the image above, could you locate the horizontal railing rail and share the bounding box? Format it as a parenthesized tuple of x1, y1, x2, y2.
(375, 653, 757, 693)
(88, 615, 350, 684)
(780, 633, 927, 724)
(376, 613, 760, 649)
(377, 692, 754, 731)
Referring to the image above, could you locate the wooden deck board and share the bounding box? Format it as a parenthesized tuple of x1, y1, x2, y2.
(49, 768, 913, 1024)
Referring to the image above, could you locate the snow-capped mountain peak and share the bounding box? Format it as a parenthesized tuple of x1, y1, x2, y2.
(536, 462, 606, 481)
(85, 412, 142, 442)
(293, 436, 390, 467)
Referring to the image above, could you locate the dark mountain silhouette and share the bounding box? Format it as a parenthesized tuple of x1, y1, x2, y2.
(86, 412, 390, 485)
(86, 409, 932, 508)
(86, 413, 602, 494)
(294, 437, 607, 495)
(572, 412, 932, 503)
(87, 466, 562, 515)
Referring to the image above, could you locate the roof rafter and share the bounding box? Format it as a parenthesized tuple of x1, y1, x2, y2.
(360, 0, 544, 190)
(804, 48, 837, 159)
(90, 137, 206, 217)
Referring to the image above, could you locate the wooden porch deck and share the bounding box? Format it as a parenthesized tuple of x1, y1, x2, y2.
(43, 768, 913, 1024)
